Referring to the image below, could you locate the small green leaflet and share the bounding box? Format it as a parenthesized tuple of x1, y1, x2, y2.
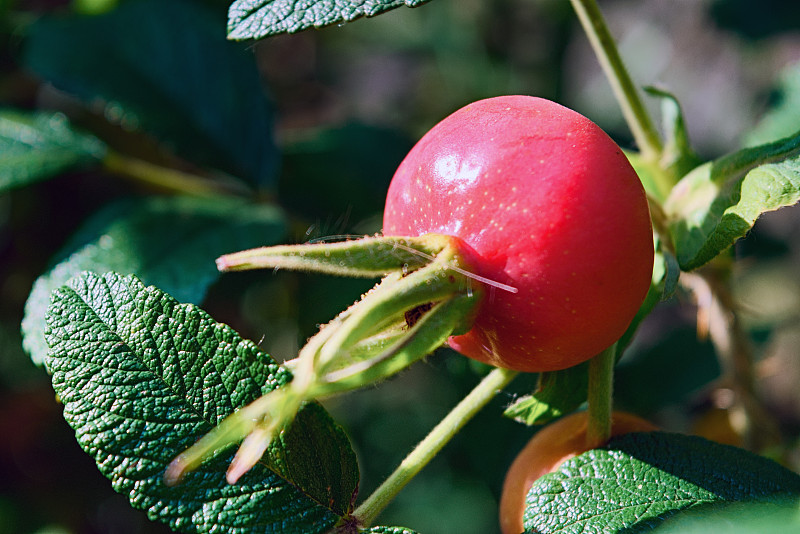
(22, 196, 286, 367)
(228, 0, 434, 40)
(665, 131, 800, 271)
(523, 432, 800, 534)
(503, 363, 589, 426)
(0, 109, 106, 192)
(45, 271, 359, 533)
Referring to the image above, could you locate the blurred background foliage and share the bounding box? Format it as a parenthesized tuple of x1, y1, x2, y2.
(1, 0, 800, 533)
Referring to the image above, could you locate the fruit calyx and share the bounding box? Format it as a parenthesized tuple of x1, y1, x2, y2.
(166, 233, 487, 484)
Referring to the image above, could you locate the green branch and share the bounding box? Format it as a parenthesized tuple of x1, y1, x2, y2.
(568, 0, 663, 162)
(585, 343, 616, 447)
(352, 366, 519, 527)
(103, 150, 250, 198)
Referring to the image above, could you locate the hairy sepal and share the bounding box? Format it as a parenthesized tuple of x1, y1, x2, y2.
(170, 233, 484, 482)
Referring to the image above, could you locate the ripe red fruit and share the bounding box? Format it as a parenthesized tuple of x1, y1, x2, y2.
(499, 411, 657, 534)
(383, 95, 653, 372)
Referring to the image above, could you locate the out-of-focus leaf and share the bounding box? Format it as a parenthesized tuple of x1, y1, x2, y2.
(22, 196, 286, 366)
(24, 0, 278, 187)
(45, 271, 358, 532)
(746, 61, 800, 147)
(651, 498, 800, 534)
(280, 122, 414, 227)
(0, 110, 106, 191)
(523, 432, 800, 533)
(615, 327, 719, 415)
(228, 0, 434, 40)
(665, 132, 800, 271)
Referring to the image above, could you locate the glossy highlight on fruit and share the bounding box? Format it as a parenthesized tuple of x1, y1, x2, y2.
(499, 411, 657, 534)
(383, 95, 654, 372)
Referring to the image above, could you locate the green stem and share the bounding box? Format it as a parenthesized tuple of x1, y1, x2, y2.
(353, 366, 519, 527)
(568, 0, 663, 163)
(585, 343, 616, 447)
(103, 150, 250, 198)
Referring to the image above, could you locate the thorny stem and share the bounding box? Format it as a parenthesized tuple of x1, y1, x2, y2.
(585, 343, 616, 447)
(681, 269, 780, 451)
(351, 366, 519, 528)
(103, 150, 250, 198)
(568, 0, 664, 163)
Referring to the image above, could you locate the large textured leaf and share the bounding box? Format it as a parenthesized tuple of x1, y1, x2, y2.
(24, 0, 278, 187)
(665, 132, 800, 270)
(228, 0, 433, 40)
(22, 196, 286, 366)
(0, 109, 106, 191)
(523, 432, 800, 534)
(45, 271, 359, 533)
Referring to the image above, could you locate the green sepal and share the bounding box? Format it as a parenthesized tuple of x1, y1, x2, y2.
(217, 234, 452, 278)
(359, 527, 421, 534)
(175, 233, 485, 483)
(317, 293, 477, 394)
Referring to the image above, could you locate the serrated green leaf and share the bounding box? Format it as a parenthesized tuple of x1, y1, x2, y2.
(227, 0, 434, 40)
(523, 432, 800, 534)
(503, 363, 589, 426)
(45, 271, 358, 533)
(665, 132, 800, 270)
(24, 0, 278, 187)
(0, 109, 106, 191)
(22, 196, 286, 367)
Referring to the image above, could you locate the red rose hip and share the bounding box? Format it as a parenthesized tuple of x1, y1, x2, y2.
(383, 95, 653, 372)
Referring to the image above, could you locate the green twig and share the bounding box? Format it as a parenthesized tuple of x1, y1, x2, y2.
(103, 150, 250, 198)
(568, 0, 663, 163)
(352, 366, 519, 528)
(585, 343, 616, 447)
